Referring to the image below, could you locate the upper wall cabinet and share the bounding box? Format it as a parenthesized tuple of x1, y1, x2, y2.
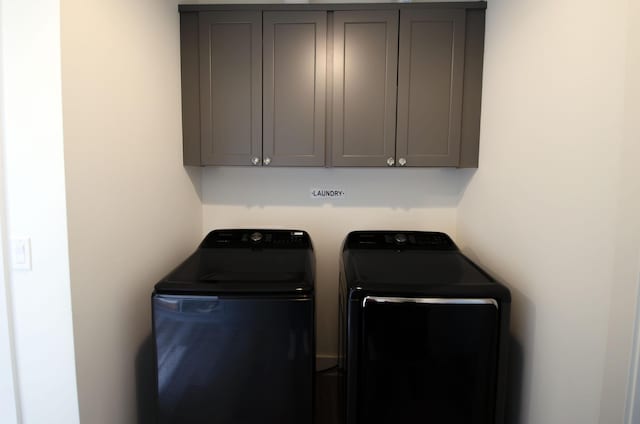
(331, 11, 398, 167)
(180, 3, 486, 168)
(396, 9, 466, 167)
(197, 11, 262, 166)
(184, 10, 326, 166)
(263, 12, 327, 166)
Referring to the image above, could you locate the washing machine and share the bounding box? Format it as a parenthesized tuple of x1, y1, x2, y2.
(152, 229, 315, 424)
(338, 231, 510, 424)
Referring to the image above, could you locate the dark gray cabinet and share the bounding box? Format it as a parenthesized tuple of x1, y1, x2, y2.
(180, 3, 486, 168)
(184, 10, 325, 167)
(263, 12, 327, 166)
(331, 11, 398, 167)
(197, 11, 262, 166)
(396, 9, 466, 167)
(333, 8, 479, 167)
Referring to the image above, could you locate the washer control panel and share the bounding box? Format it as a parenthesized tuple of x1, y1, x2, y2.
(200, 229, 310, 249)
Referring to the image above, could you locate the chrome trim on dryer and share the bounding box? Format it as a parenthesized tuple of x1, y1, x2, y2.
(362, 296, 499, 309)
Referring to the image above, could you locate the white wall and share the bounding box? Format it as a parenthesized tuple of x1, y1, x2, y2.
(0, 239, 18, 424)
(610, 0, 640, 421)
(0, 271, 18, 424)
(201, 167, 469, 355)
(61, 0, 203, 423)
(0, 0, 80, 423)
(457, 0, 637, 423)
(0, 5, 19, 423)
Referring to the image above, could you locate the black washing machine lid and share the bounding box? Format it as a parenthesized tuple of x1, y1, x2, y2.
(155, 229, 314, 295)
(342, 231, 511, 301)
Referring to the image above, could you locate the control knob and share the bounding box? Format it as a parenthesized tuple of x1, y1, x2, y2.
(394, 233, 408, 244)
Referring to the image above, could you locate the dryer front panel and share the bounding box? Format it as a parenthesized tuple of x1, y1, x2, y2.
(358, 296, 499, 424)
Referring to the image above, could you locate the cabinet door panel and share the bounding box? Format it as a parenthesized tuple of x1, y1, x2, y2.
(263, 12, 326, 166)
(397, 10, 466, 167)
(199, 11, 262, 166)
(332, 11, 398, 167)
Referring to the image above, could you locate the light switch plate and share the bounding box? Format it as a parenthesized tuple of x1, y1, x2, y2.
(10, 238, 31, 271)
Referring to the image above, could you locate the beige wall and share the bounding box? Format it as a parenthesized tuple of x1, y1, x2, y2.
(61, 0, 202, 423)
(601, 0, 640, 421)
(457, 0, 638, 423)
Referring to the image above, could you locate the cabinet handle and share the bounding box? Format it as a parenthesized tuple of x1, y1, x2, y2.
(263, 157, 272, 166)
(398, 158, 407, 167)
(251, 157, 260, 166)
(386, 157, 395, 167)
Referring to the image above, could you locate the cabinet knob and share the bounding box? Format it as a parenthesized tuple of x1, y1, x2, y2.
(386, 157, 395, 167)
(251, 157, 260, 166)
(263, 157, 272, 166)
(398, 158, 407, 167)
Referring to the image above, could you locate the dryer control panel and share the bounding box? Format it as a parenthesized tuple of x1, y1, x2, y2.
(345, 231, 456, 250)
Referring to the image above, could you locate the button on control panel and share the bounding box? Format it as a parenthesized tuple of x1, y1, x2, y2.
(394, 233, 408, 245)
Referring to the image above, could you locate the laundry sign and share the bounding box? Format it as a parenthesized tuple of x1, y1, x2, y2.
(310, 188, 346, 199)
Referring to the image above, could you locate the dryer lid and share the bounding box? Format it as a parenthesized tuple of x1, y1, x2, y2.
(342, 231, 510, 301)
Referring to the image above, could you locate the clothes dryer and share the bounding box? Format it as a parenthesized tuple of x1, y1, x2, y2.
(339, 231, 510, 424)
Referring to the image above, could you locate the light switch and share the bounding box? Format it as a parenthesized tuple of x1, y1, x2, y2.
(11, 238, 31, 271)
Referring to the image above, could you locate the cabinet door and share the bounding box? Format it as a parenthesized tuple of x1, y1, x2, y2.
(332, 11, 398, 167)
(263, 12, 326, 167)
(396, 10, 466, 167)
(199, 11, 262, 166)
